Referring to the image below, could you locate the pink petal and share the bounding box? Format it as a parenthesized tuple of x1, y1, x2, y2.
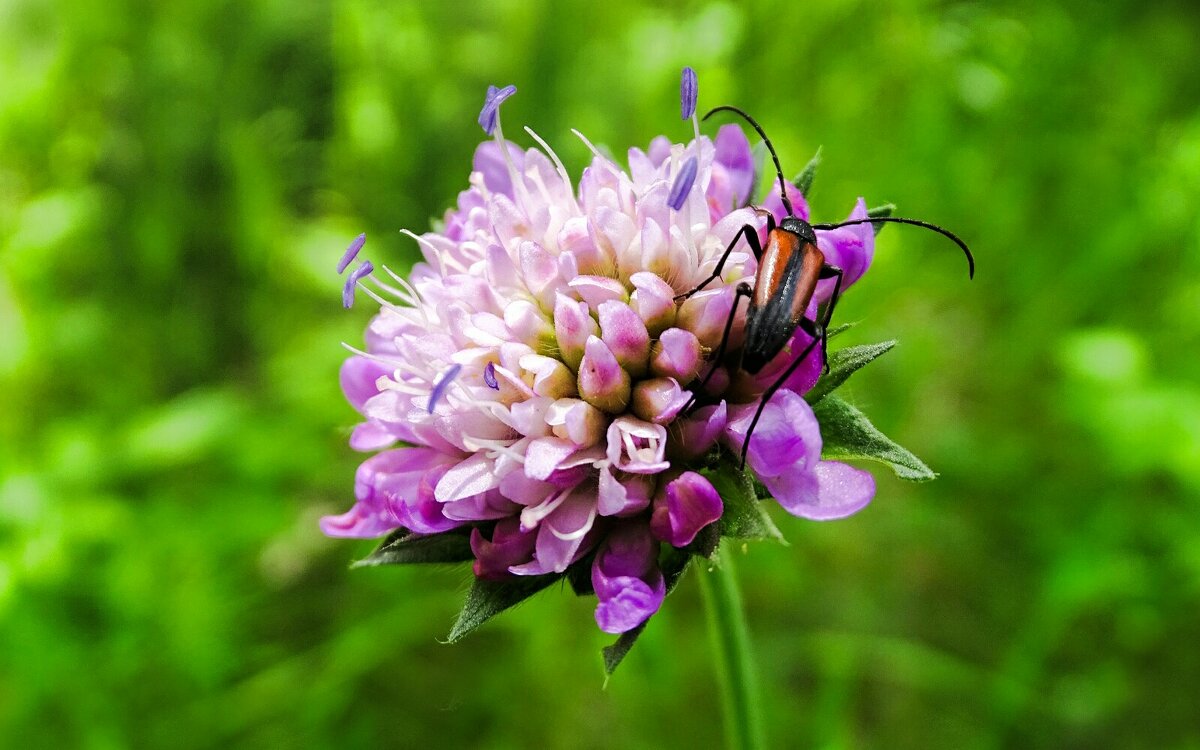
(434, 453, 501, 503)
(650, 471, 723, 547)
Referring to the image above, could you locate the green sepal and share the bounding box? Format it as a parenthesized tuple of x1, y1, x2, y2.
(352, 528, 474, 568)
(702, 460, 784, 543)
(686, 522, 722, 560)
(793, 147, 822, 197)
(601, 547, 692, 676)
(566, 550, 597, 597)
(447, 573, 561, 643)
(805, 340, 897, 405)
(813, 395, 936, 481)
(867, 203, 896, 235)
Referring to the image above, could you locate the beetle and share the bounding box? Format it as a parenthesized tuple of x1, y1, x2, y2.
(676, 105, 975, 467)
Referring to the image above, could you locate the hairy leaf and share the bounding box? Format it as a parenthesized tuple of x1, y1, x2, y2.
(793, 147, 822, 197)
(352, 529, 474, 568)
(806, 340, 897, 405)
(702, 461, 784, 543)
(867, 202, 896, 235)
(826, 321, 856, 339)
(447, 574, 560, 643)
(814, 395, 936, 481)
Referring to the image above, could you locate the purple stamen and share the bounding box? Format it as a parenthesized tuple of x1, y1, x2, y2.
(336, 233, 366, 274)
(483, 361, 499, 390)
(342, 260, 374, 308)
(680, 67, 697, 120)
(667, 156, 698, 211)
(428, 363, 463, 413)
(478, 84, 517, 135)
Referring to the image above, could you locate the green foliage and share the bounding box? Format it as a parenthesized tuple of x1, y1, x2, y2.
(3, 0, 1200, 747)
(793, 147, 822, 197)
(866, 203, 897, 234)
(353, 529, 475, 568)
(702, 462, 785, 543)
(448, 574, 561, 643)
(805, 339, 897, 405)
(815, 395, 937, 482)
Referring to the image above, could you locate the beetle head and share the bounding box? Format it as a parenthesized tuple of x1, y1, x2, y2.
(779, 216, 817, 245)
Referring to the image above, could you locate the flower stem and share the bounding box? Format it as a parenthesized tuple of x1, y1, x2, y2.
(698, 544, 766, 750)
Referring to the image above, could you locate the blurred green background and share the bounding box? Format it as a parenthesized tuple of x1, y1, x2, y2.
(3, 0, 1199, 747)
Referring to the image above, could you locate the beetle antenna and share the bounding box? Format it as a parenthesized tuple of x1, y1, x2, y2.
(704, 105, 793, 217)
(812, 216, 976, 279)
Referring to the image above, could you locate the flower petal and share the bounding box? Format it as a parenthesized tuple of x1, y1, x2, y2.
(650, 471, 723, 547)
(724, 390, 821, 478)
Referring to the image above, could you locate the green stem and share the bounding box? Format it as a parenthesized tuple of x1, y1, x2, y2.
(698, 545, 766, 750)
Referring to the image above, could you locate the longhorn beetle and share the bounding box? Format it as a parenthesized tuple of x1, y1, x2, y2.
(676, 105, 975, 468)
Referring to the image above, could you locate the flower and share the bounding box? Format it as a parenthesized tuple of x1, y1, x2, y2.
(327, 77, 880, 635)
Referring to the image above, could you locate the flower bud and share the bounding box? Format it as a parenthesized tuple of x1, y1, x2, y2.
(650, 327, 702, 382)
(545, 398, 607, 447)
(598, 300, 650, 378)
(631, 378, 691, 425)
(578, 336, 631, 414)
(675, 286, 734, 349)
(519, 353, 578, 399)
(518, 240, 560, 308)
(629, 271, 676, 336)
(504, 299, 554, 350)
(569, 275, 628, 311)
(554, 292, 599, 370)
(559, 216, 612, 276)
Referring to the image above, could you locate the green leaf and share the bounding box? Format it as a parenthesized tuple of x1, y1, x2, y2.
(602, 548, 692, 676)
(701, 461, 784, 543)
(447, 573, 560, 643)
(793, 147, 822, 197)
(813, 395, 936, 481)
(826, 321, 856, 339)
(806, 340, 897, 405)
(686, 522, 721, 560)
(867, 202, 896, 235)
(352, 529, 474, 568)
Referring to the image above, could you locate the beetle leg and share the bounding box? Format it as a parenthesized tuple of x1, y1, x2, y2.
(739, 334, 823, 470)
(816, 265, 844, 372)
(750, 205, 776, 235)
(673, 223, 762, 302)
(682, 282, 753, 413)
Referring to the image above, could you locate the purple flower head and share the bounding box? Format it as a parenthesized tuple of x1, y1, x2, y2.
(680, 67, 698, 120)
(327, 83, 897, 640)
(478, 84, 517, 136)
